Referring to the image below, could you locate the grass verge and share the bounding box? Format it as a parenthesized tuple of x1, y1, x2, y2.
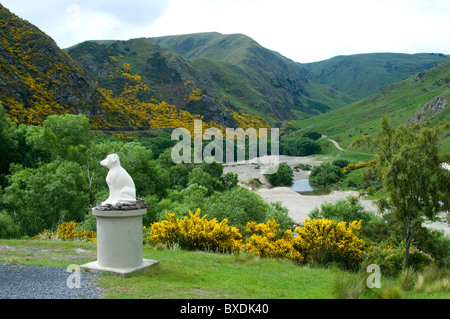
(1, 239, 448, 299)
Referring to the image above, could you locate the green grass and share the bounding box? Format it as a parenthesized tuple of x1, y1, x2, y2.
(1, 239, 448, 299)
(314, 139, 376, 163)
(0, 239, 339, 299)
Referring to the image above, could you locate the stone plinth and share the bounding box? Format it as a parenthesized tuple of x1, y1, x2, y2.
(81, 208, 159, 276)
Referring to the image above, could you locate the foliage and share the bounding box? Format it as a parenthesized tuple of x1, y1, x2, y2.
(187, 167, 224, 195)
(3, 161, 89, 236)
(294, 218, 366, 269)
(0, 211, 21, 239)
(281, 137, 321, 156)
(204, 187, 281, 231)
(356, 117, 450, 268)
(222, 172, 238, 190)
(148, 209, 243, 253)
(245, 220, 303, 263)
(309, 196, 381, 226)
(302, 130, 322, 140)
(331, 159, 350, 169)
(34, 221, 96, 242)
(362, 244, 434, 277)
(342, 159, 376, 173)
(264, 162, 293, 186)
(309, 162, 343, 187)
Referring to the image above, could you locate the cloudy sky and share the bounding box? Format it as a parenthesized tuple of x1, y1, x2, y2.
(2, 0, 450, 63)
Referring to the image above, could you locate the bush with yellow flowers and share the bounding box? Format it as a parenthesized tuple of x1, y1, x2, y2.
(34, 221, 96, 242)
(342, 159, 376, 173)
(293, 218, 365, 268)
(148, 209, 366, 269)
(148, 209, 243, 253)
(244, 219, 303, 263)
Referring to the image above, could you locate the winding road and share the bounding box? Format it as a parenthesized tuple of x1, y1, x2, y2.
(326, 138, 344, 151)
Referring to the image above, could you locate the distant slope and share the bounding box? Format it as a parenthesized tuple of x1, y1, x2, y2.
(152, 32, 354, 120)
(293, 61, 450, 152)
(304, 53, 450, 101)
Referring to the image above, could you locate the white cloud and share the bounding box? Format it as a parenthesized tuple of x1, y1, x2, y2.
(1, 0, 449, 62)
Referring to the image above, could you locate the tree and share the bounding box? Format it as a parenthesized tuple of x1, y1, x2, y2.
(187, 167, 224, 195)
(309, 163, 343, 187)
(302, 130, 322, 141)
(264, 162, 293, 186)
(353, 117, 450, 268)
(3, 161, 89, 236)
(26, 114, 92, 164)
(281, 137, 321, 156)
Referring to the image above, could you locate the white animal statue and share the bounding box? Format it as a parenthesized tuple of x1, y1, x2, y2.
(100, 154, 136, 205)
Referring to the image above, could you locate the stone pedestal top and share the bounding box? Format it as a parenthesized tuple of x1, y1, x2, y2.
(92, 208, 147, 218)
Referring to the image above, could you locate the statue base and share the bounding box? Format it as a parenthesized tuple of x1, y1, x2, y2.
(81, 207, 159, 276)
(81, 259, 159, 276)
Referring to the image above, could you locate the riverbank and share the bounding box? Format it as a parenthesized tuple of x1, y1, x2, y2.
(223, 155, 377, 223)
(223, 156, 449, 236)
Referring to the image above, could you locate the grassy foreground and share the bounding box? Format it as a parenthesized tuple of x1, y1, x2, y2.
(0, 239, 448, 299)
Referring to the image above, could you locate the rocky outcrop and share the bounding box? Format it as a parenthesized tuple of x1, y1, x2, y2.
(414, 97, 448, 122)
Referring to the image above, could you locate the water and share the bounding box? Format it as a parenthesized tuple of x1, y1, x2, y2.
(291, 179, 331, 196)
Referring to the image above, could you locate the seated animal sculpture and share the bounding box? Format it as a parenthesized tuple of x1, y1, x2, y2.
(100, 154, 136, 205)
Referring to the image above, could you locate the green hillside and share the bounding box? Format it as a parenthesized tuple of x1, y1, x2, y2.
(0, 4, 120, 127)
(304, 53, 450, 101)
(292, 61, 450, 153)
(152, 32, 354, 120)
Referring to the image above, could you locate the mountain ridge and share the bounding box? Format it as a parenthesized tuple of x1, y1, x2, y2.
(304, 52, 450, 100)
(1, 3, 448, 135)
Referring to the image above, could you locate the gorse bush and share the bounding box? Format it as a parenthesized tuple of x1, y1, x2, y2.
(245, 220, 303, 263)
(294, 218, 366, 269)
(148, 209, 243, 253)
(149, 211, 366, 269)
(34, 221, 96, 242)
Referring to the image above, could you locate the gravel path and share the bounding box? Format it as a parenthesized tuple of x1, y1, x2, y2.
(0, 263, 104, 299)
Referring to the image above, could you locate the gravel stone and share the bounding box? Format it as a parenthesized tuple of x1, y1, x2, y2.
(0, 263, 104, 299)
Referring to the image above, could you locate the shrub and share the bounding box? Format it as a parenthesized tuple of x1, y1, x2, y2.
(302, 130, 322, 141)
(282, 137, 321, 156)
(264, 162, 293, 186)
(204, 187, 273, 230)
(293, 218, 366, 269)
(34, 221, 96, 242)
(332, 159, 350, 169)
(244, 218, 366, 269)
(308, 196, 381, 226)
(362, 244, 434, 277)
(188, 167, 224, 195)
(149, 209, 243, 253)
(309, 163, 343, 187)
(3, 161, 90, 236)
(341, 159, 376, 174)
(244, 220, 303, 263)
(0, 211, 21, 239)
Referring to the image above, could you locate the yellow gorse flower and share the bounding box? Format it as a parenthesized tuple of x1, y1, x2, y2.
(34, 221, 96, 242)
(149, 209, 243, 253)
(342, 159, 376, 173)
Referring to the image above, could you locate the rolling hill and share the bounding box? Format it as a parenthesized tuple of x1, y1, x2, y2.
(304, 53, 450, 101)
(292, 61, 450, 153)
